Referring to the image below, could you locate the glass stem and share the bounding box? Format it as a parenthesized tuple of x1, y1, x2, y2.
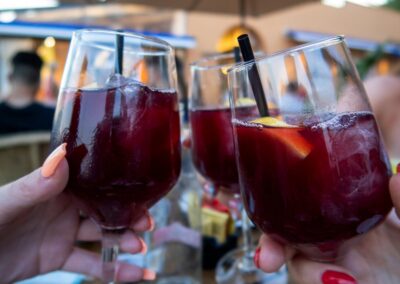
(101, 229, 123, 284)
(240, 208, 255, 271)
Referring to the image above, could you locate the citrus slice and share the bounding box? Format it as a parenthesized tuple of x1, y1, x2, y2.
(251, 117, 312, 158)
(237, 98, 256, 106)
(250, 117, 296, 128)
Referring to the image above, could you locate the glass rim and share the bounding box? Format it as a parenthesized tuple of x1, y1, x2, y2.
(227, 35, 345, 74)
(191, 51, 265, 72)
(190, 52, 238, 71)
(73, 28, 173, 54)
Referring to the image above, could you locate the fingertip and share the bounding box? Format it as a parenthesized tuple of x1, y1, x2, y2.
(143, 269, 156, 281)
(41, 143, 67, 178)
(144, 209, 155, 231)
(116, 262, 143, 282)
(131, 210, 154, 232)
(120, 231, 141, 254)
(258, 234, 286, 273)
(117, 264, 156, 282)
(148, 215, 155, 231)
(321, 270, 357, 284)
(139, 237, 148, 254)
(40, 158, 69, 197)
(49, 158, 69, 180)
(289, 254, 356, 284)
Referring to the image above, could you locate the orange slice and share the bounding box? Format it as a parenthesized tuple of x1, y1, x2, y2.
(251, 117, 312, 158)
(250, 117, 296, 128)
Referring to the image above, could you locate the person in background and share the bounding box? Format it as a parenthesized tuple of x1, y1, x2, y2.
(0, 51, 55, 135)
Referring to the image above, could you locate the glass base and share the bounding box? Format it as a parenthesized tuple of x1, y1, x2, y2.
(215, 247, 288, 284)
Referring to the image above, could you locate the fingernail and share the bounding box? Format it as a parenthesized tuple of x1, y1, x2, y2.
(148, 214, 155, 231)
(143, 269, 156, 281)
(396, 163, 400, 174)
(254, 246, 261, 268)
(322, 270, 357, 284)
(41, 143, 67, 178)
(139, 238, 147, 254)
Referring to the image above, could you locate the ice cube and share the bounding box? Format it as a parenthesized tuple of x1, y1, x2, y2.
(311, 111, 372, 131)
(105, 73, 131, 88)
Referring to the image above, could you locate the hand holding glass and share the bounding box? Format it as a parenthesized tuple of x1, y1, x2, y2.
(50, 30, 180, 282)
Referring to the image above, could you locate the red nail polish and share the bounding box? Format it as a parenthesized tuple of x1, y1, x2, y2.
(253, 247, 261, 268)
(321, 270, 357, 284)
(396, 163, 400, 174)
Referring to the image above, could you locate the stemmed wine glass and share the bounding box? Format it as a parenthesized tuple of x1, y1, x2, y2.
(50, 29, 181, 282)
(189, 52, 278, 283)
(228, 36, 392, 262)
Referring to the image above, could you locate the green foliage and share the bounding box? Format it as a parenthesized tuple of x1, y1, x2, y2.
(356, 45, 384, 79)
(384, 0, 400, 11)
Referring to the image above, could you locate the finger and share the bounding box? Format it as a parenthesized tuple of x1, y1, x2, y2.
(130, 210, 154, 232)
(117, 263, 156, 282)
(120, 230, 147, 254)
(0, 145, 68, 221)
(389, 174, 400, 217)
(256, 234, 286, 272)
(63, 247, 155, 282)
(288, 254, 356, 284)
(77, 222, 147, 254)
(62, 248, 102, 277)
(78, 212, 154, 240)
(76, 219, 101, 241)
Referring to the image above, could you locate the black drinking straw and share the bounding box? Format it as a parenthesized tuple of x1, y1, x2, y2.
(237, 34, 269, 117)
(114, 30, 124, 74)
(112, 30, 124, 120)
(234, 46, 250, 98)
(233, 46, 241, 63)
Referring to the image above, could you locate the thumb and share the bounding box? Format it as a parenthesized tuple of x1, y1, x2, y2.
(0, 143, 68, 221)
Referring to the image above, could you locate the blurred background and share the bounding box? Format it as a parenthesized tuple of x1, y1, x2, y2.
(1, 1, 400, 283)
(0, 0, 400, 100)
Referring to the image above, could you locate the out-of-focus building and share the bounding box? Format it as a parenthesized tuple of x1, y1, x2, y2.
(186, 2, 400, 77)
(187, 2, 400, 53)
(0, 1, 399, 97)
(0, 4, 194, 99)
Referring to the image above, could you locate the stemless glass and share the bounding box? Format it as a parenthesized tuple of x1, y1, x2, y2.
(228, 36, 392, 262)
(190, 53, 274, 283)
(50, 29, 181, 282)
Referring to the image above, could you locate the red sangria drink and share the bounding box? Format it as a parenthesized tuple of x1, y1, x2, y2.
(190, 52, 272, 284)
(52, 77, 180, 229)
(190, 106, 255, 192)
(51, 30, 180, 282)
(228, 36, 393, 261)
(234, 112, 392, 258)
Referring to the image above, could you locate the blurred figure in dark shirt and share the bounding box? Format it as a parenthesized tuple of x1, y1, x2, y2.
(0, 51, 55, 135)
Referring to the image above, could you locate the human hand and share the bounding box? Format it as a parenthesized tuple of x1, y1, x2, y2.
(0, 144, 155, 282)
(254, 174, 400, 284)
